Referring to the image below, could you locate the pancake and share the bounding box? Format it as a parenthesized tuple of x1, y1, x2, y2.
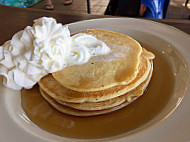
(39, 62, 153, 116)
(52, 29, 143, 92)
(37, 29, 155, 116)
(39, 53, 152, 103)
(53, 61, 153, 111)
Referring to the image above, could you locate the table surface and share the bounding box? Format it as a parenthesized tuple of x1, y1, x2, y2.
(0, 5, 189, 45)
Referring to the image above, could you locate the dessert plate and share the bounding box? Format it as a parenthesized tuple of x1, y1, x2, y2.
(0, 18, 190, 142)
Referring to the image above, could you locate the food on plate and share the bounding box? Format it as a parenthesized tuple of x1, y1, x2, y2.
(39, 29, 155, 116)
(0, 17, 155, 116)
(0, 16, 156, 138)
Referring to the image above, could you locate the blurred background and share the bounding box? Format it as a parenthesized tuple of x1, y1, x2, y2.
(32, 0, 190, 19)
(0, 0, 190, 19)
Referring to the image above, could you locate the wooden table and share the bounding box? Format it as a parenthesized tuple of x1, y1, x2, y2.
(0, 5, 189, 45)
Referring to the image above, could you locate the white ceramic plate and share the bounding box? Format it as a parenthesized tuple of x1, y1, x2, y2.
(0, 18, 190, 142)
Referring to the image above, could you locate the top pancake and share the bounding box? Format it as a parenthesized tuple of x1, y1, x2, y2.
(52, 29, 142, 92)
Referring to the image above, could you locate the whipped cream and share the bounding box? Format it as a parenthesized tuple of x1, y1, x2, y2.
(0, 17, 111, 90)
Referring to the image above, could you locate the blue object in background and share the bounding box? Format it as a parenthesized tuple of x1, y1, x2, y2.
(0, 0, 42, 8)
(142, 0, 170, 19)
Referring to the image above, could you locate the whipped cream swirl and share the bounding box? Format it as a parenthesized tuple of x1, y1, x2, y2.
(0, 17, 111, 90)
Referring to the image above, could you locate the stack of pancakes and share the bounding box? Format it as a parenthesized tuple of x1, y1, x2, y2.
(39, 29, 155, 116)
